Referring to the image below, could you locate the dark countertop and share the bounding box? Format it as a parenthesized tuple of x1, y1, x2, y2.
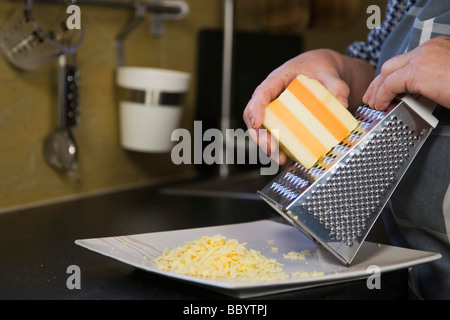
(0, 174, 410, 300)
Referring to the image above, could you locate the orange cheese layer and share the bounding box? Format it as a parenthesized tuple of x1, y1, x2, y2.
(266, 99, 328, 160)
(263, 74, 358, 169)
(287, 78, 350, 141)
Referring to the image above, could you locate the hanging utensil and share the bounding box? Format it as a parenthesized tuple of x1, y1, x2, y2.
(44, 53, 80, 181)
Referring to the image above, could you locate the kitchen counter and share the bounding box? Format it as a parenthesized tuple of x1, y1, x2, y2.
(0, 175, 410, 300)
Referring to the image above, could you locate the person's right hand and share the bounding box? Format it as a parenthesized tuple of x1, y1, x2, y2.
(243, 49, 370, 165)
(363, 36, 450, 111)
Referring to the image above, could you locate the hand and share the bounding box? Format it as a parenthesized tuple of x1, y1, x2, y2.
(243, 49, 374, 165)
(363, 36, 450, 110)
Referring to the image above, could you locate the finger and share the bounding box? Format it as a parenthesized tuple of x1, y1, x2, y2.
(379, 52, 411, 76)
(243, 105, 256, 130)
(244, 69, 298, 130)
(364, 53, 411, 107)
(247, 127, 259, 147)
(248, 128, 287, 164)
(320, 76, 351, 108)
(243, 96, 266, 130)
(362, 74, 380, 104)
(244, 78, 284, 129)
(367, 53, 413, 108)
(262, 128, 287, 164)
(374, 66, 413, 110)
(365, 74, 385, 107)
(248, 128, 274, 157)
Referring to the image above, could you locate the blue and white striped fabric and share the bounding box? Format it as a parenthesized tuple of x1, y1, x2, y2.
(347, 0, 417, 67)
(347, 0, 450, 71)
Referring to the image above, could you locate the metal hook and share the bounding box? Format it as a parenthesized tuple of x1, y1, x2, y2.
(114, 1, 189, 67)
(114, 1, 147, 68)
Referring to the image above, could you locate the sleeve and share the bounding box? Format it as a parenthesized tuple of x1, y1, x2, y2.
(346, 0, 415, 67)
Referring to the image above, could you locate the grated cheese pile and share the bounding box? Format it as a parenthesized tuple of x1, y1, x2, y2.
(153, 235, 288, 281)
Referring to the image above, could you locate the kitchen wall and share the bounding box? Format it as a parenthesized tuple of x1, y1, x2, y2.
(0, 0, 383, 212)
(0, 0, 223, 212)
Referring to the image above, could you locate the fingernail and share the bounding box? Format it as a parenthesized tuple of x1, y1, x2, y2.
(279, 153, 287, 165)
(362, 93, 368, 104)
(250, 116, 256, 129)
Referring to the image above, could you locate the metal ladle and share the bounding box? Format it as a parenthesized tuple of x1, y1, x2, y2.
(44, 53, 80, 181)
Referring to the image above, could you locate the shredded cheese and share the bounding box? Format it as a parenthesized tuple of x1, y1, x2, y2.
(291, 271, 325, 279)
(153, 235, 326, 282)
(153, 235, 288, 281)
(283, 250, 313, 260)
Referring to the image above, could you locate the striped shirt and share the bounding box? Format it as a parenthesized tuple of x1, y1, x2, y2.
(346, 0, 450, 299)
(347, 0, 417, 67)
(347, 0, 450, 71)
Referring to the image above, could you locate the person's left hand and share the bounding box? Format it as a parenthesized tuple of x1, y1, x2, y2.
(363, 36, 450, 110)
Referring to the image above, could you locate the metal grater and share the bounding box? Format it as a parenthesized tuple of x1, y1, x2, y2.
(257, 94, 439, 266)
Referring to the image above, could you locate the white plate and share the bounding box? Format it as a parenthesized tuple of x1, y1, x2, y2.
(75, 220, 441, 298)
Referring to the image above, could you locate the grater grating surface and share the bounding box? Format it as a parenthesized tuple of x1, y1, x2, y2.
(258, 94, 438, 266)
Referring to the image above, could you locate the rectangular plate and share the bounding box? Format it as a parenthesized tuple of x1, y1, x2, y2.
(75, 220, 441, 298)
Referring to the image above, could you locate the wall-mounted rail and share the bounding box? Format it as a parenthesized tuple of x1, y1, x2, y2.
(9, 0, 189, 37)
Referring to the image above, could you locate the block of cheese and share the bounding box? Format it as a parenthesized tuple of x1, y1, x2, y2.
(263, 74, 358, 169)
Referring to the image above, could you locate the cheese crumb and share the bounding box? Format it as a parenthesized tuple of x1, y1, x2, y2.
(291, 271, 325, 279)
(153, 235, 288, 281)
(271, 247, 279, 252)
(283, 250, 313, 260)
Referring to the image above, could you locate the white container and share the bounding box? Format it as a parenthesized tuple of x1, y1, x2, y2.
(116, 67, 190, 153)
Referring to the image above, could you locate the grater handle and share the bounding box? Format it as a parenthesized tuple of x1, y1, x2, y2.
(400, 94, 439, 128)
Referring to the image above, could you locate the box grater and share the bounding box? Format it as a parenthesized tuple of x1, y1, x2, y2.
(257, 94, 439, 266)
